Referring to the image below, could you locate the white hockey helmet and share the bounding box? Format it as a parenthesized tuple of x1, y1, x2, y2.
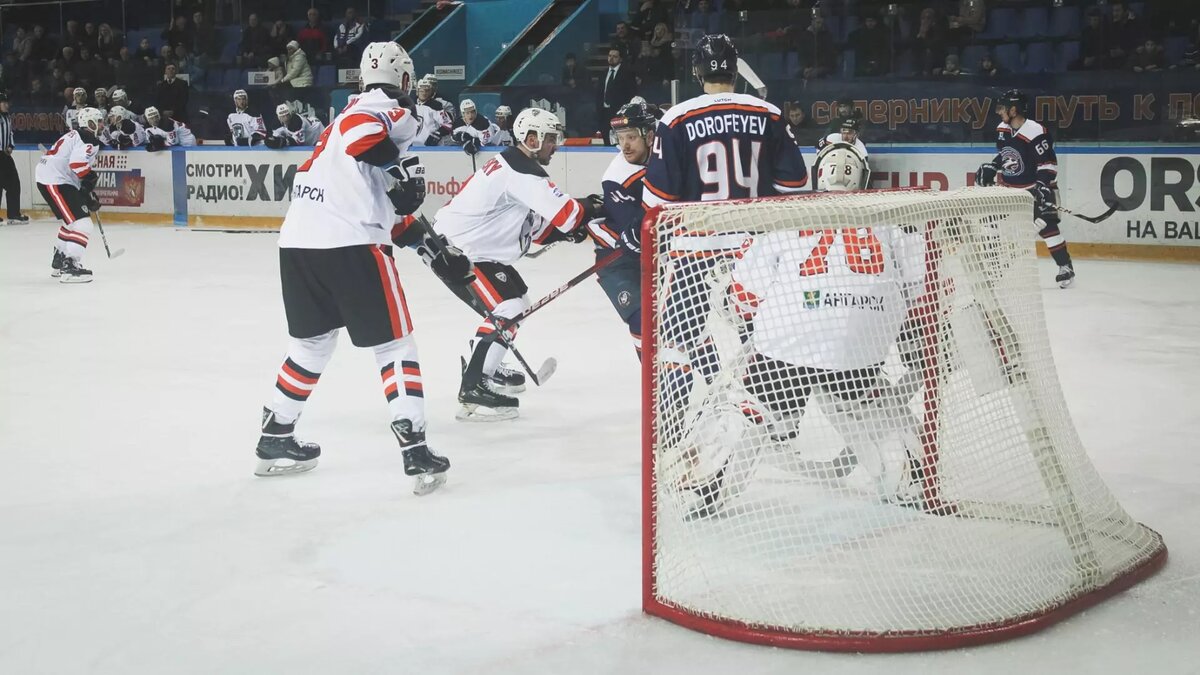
(359, 41, 414, 92)
(107, 105, 128, 124)
(495, 105, 512, 119)
(275, 102, 292, 123)
(513, 107, 562, 152)
(72, 87, 87, 104)
(815, 142, 870, 192)
(110, 88, 129, 106)
(416, 76, 433, 97)
(422, 73, 438, 88)
(144, 106, 161, 124)
(93, 87, 108, 100)
(76, 107, 105, 134)
(233, 88, 249, 109)
(459, 99, 476, 114)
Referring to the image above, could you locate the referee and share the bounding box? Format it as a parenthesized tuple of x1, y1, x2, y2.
(0, 92, 29, 224)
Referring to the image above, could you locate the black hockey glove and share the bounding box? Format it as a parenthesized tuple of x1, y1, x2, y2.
(264, 135, 285, 149)
(86, 190, 102, 212)
(115, 136, 133, 150)
(1031, 182, 1057, 222)
(580, 194, 604, 221)
(385, 156, 427, 216)
(425, 130, 444, 146)
(416, 234, 475, 287)
(619, 226, 641, 254)
(146, 135, 168, 152)
(564, 224, 590, 244)
(975, 161, 999, 187)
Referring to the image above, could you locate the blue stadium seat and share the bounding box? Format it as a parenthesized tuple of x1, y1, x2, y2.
(223, 68, 242, 90)
(1056, 41, 1080, 71)
(784, 51, 800, 78)
(825, 17, 842, 41)
(1050, 5, 1081, 37)
(316, 65, 336, 86)
(760, 52, 783, 78)
(994, 43, 1021, 73)
(220, 38, 240, 64)
(981, 8, 1020, 39)
(1164, 37, 1189, 65)
(894, 50, 915, 76)
(1024, 42, 1054, 73)
(1022, 7, 1049, 37)
(962, 45, 988, 70)
(842, 16, 859, 41)
(842, 49, 855, 77)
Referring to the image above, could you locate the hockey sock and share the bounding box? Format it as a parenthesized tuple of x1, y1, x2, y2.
(269, 330, 338, 423)
(475, 297, 527, 377)
(1038, 218, 1072, 267)
(374, 334, 425, 430)
(55, 217, 94, 259)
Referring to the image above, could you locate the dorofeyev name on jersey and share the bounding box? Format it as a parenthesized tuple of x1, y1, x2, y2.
(683, 111, 768, 141)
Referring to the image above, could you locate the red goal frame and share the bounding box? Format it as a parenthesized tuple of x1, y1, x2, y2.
(637, 197, 1168, 652)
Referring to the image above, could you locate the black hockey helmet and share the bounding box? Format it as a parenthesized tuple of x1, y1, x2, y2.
(611, 100, 663, 136)
(996, 89, 1028, 115)
(839, 116, 862, 133)
(693, 33, 739, 81)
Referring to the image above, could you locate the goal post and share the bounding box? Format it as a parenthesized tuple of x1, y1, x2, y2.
(640, 187, 1167, 652)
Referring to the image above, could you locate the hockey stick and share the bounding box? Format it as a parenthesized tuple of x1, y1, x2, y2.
(493, 249, 622, 332)
(1050, 200, 1119, 224)
(416, 214, 556, 387)
(92, 210, 125, 259)
(736, 58, 768, 99)
(525, 242, 559, 259)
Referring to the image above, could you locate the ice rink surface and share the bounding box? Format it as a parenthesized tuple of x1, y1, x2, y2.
(1, 221, 1198, 674)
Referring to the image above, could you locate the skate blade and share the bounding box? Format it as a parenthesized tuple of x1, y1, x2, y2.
(50, 270, 62, 278)
(59, 275, 93, 284)
(489, 381, 527, 395)
(1058, 278, 1074, 289)
(412, 472, 447, 496)
(455, 404, 519, 422)
(254, 457, 318, 477)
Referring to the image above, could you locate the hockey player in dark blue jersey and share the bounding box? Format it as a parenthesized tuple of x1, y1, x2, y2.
(586, 101, 662, 361)
(976, 89, 1075, 288)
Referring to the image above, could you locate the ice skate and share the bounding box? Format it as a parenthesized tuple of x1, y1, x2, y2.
(392, 419, 450, 495)
(1056, 264, 1075, 289)
(456, 378, 519, 422)
(488, 364, 527, 395)
(50, 249, 66, 278)
(254, 408, 320, 476)
(58, 257, 92, 284)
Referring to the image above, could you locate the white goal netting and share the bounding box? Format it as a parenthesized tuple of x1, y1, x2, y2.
(643, 187, 1166, 651)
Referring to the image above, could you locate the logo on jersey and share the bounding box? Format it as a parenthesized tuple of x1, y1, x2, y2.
(618, 290, 631, 307)
(803, 290, 821, 309)
(495, 271, 508, 282)
(998, 146, 1024, 178)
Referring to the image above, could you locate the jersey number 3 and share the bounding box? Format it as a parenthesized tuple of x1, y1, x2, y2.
(696, 139, 761, 200)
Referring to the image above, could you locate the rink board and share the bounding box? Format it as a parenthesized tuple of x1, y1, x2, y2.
(11, 144, 1200, 258)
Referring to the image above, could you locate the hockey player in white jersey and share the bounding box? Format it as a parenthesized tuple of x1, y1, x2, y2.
(255, 42, 471, 495)
(36, 107, 105, 283)
(143, 106, 197, 150)
(815, 115, 868, 159)
(413, 101, 454, 146)
(226, 89, 267, 146)
(109, 89, 142, 118)
(103, 106, 148, 149)
(687, 147, 928, 518)
(92, 88, 110, 115)
(433, 107, 603, 420)
(265, 103, 326, 148)
(415, 74, 456, 124)
(813, 140, 871, 191)
(494, 105, 514, 146)
(450, 99, 501, 156)
(63, 88, 87, 130)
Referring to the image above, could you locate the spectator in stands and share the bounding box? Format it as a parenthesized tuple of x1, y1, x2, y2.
(28, 79, 54, 107)
(912, 7, 947, 76)
(597, 46, 638, 142)
(1106, 2, 1140, 69)
(162, 15, 191, 54)
(12, 28, 31, 60)
(938, 53, 965, 76)
(642, 22, 675, 84)
(2, 53, 27, 93)
(334, 7, 367, 66)
(238, 13, 272, 67)
(946, 0, 985, 53)
(612, 22, 642, 63)
(632, 0, 670, 39)
(155, 62, 190, 123)
(97, 23, 122, 62)
(113, 48, 137, 89)
(270, 20, 295, 61)
(159, 45, 178, 70)
(270, 41, 313, 103)
(850, 13, 891, 76)
(797, 13, 835, 79)
(784, 101, 813, 146)
(135, 38, 156, 64)
(63, 20, 83, 51)
(176, 43, 204, 82)
(688, 0, 720, 34)
(191, 11, 219, 62)
(1177, 24, 1200, 70)
(561, 52, 589, 89)
(978, 51, 1007, 78)
(82, 23, 99, 54)
(60, 46, 79, 68)
(298, 8, 330, 62)
(28, 25, 58, 63)
(1131, 38, 1165, 73)
(75, 47, 108, 89)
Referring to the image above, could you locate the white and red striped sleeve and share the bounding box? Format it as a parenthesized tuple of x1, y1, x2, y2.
(68, 137, 97, 179)
(339, 111, 390, 158)
(511, 173, 585, 244)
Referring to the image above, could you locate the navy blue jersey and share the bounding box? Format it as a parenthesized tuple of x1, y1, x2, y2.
(644, 92, 808, 209)
(994, 118, 1058, 189)
(588, 153, 646, 253)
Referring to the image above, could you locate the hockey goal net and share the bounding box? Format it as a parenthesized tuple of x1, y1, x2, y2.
(640, 187, 1166, 652)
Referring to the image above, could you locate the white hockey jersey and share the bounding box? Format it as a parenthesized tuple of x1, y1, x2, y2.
(277, 88, 421, 249)
(272, 115, 326, 145)
(228, 110, 267, 145)
(451, 117, 501, 146)
(433, 146, 585, 265)
(63, 106, 85, 131)
(493, 128, 514, 147)
(103, 118, 148, 149)
(816, 132, 868, 158)
(729, 225, 924, 370)
(35, 129, 100, 188)
(146, 119, 197, 147)
(414, 104, 452, 146)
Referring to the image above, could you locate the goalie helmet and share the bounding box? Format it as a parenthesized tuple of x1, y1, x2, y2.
(144, 106, 161, 125)
(359, 41, 414, 92)
(611, 101, 662, 136)
(815, 142, 870, 192)
(693, 33, 738, 81)
(513, 107, 561, 151)
(76, 107, 105, 134)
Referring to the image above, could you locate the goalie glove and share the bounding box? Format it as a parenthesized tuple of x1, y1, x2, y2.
(975, 160, 999, 187)
(416, 234, 475, 287)
(384, 156, 426, 215)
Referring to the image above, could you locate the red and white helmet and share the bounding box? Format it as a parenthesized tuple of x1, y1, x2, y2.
(359, 41, 414, 93)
